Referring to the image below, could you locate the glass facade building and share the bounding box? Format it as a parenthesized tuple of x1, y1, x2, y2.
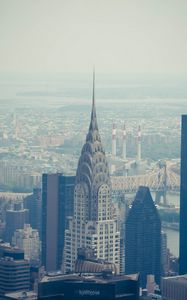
(41, 174, 75, 272)
(125, 186, 161, 288)
(179, 115, 187, 275)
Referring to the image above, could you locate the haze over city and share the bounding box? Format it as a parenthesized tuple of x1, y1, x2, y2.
(1, 0, 187, 74)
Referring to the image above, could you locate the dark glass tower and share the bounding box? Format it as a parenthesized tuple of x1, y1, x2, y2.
(5, 202, 29, 243)
(24, 188, 42, 237)
(41, 174, 75, 272)
(125, 186, 161, 288)
(0, 243, 30, 294)
(179, 115, 187, 274)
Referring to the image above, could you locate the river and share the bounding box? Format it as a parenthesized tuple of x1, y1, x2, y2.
(162, 228, 179, 257)
(153, 191, 179, 258)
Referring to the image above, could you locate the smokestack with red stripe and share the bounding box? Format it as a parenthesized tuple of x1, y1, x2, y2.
(112, 123, 116, 156)
(137, 125, 141, 161)
(122, 123, 127, 160)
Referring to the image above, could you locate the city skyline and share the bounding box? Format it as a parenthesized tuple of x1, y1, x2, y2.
(0, 1, 186, 298)
(0, 73, 183, 298)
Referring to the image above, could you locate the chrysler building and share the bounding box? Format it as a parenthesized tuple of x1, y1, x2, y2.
(63, 73, 120, 273)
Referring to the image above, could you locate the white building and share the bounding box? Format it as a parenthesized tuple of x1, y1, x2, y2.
(63, 74, 120, 274)
(12, 224, 40, 262)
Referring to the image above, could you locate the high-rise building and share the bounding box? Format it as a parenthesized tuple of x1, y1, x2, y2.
(38, 272, 139, 300)
(125, 186, 161, 288)
(0, 258, 30, 294)
(41, 174, 75, 272)
(161, 231, 169, 276)
(5, 202, 29, 243)
(179, 115, 187, 275)
(63, 74, 120, 274)
(162, 275, 187, 300)
(12, 224, 40, 262)
(0, 241, 24, 259)
(24, 188, 42, 237)
(0, 243, 30, 294)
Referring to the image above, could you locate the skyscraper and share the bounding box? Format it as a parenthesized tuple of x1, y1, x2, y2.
(125, 186, 161, 288)
(5, 202, 29, 243)
(41, 174, 75, 272)
(12, 224, 40, 262)
(161, 231, 169, 276)
(179, 115, 187, 275)
(24, 188, 42, 237)
(162, 276, 187, 300)
(0, 243, 30, 294)
(63, 73, 120, 274)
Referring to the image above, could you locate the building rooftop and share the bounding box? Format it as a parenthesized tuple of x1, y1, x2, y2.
(0, 257, 29, 265)
(163, 275, 187, 284)
(41, 271, 139, 284)
(4, 291, 37, 299)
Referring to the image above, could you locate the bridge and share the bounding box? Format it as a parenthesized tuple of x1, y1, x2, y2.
(111, 161, 180, 205)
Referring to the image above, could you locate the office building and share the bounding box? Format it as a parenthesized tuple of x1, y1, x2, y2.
(24, 188, 42, 237)
(0, 257, 30, 295)
(125, 186, 161, 288)
(5, 203, 29, 243)
(162, 275, 187, 300)
(12, 224, 40, 262)
(0, 241, 24, 260)
(179, 115, 187, 274)
(161, 231, 169, 276)
(38, 272, 139, 300)
(63, 74, 120, 274)
(41, 174, 75, 272)
(0, 243, 30, 294)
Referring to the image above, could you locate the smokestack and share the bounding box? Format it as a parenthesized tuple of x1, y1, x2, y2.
(112, 123, 116, 156)
(137, 125, 141, 161)
(122, 123, 127, 160)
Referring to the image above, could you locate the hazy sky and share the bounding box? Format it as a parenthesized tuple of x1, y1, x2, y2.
(0, 0, 187, 73)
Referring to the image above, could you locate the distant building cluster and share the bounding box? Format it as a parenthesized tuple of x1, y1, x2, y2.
(0, 161, 41, 191)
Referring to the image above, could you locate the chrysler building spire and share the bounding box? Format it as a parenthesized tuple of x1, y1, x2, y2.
(89, 69, 98, 131)
(78, 71, 111, 221)
(63, 73, 120, 274)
